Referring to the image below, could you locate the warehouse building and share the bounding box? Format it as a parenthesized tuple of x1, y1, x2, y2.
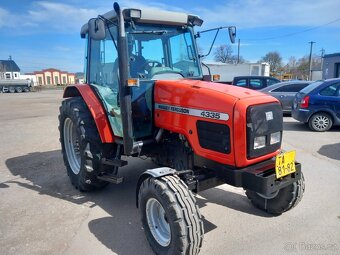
(322, 53, 340, 79)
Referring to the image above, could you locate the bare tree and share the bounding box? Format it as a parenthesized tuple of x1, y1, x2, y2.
(260, 51, 282, 75)
(0, 62, 5, 79)
(214, 44, 233, 63)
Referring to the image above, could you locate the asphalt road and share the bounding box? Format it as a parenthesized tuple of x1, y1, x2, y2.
(0, 90, 339, 255)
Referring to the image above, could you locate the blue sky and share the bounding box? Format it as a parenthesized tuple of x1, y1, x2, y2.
(0, 0, 339, 73)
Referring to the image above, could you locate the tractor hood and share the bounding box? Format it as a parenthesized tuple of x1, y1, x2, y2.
(154, 79, 279, 167)
(154, 79, 274, 112)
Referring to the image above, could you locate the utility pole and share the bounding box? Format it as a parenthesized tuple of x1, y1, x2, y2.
(320, 48, 325, 71)
(237, 39, 240, 64)
(308, 41, 315, 81)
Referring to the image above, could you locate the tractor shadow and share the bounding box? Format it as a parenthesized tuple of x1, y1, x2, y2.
(196, 187, 273, 218)
(5, 150, 271, 254)
(5, 150, 153, 255)
(318, 143, 340, 161)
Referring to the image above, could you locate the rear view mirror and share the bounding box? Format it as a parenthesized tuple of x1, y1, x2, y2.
(88, 18, 106, 40)
(228, 26, 236, 44)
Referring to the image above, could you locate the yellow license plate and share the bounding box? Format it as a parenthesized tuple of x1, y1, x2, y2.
(275, 151, 296, 179)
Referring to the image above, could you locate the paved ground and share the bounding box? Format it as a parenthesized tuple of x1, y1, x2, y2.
(0, 90, 339, 255)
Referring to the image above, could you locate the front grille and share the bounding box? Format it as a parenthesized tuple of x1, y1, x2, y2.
(196, 120, 231, 154)
(246, 103, 282, 159)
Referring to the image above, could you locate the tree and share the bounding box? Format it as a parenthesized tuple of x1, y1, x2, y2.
(213, 44, 246, 64)
(0, 62, 5, 79)
(260, 51, 282, 75)
(229, 55, 246, 64)
(286, 55, 322, 80)
(214, 44, 233, 63)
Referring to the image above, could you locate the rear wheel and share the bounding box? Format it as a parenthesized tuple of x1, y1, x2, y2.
(59, 97, 109, 191)
(9, 87, 15, 93)
(15, 86, 23, 93)
(245, 173, 305, 215)
(139, 175, 204, 255)
(23, 87, 30, 92)
(308, 113, 333, 132)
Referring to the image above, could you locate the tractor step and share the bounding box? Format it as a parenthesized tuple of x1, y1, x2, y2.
(97, 174, 124, 184)
(101, 158, 128, 167)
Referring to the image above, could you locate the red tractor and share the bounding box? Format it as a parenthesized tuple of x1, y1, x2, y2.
(59, 3, 305, 254)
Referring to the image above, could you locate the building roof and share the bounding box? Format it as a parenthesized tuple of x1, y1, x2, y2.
(0, 60, 20, 72)
(324, 53, 340, 58)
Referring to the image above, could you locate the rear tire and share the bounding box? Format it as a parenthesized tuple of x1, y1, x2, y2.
(9, 87, 15, 93)
(308, 112, 333, 132)
(23, 87, 30, 92)
(59, 97, 109, 191)
(245, 173, 305, 215)
(139, 175, 204, 255)
(15, 86, 23, 93)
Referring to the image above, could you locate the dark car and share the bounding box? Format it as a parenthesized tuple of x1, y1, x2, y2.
(232, 76, 280, 90)
(259, 81, 311, 113)
(292, 78, 340, 131)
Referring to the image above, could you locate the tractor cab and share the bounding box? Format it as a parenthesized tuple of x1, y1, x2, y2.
(81, 5, 205, 154)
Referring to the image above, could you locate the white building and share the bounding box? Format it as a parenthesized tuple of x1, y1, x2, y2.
(0, 59, 21, 80)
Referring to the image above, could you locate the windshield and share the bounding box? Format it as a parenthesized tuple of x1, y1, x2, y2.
(125, 24, 202, 79)
(300, 81, 324, 94)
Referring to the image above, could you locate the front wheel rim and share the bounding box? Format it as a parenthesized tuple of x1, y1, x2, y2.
(63, 118, 81, 174)
(313, 115, 329, 130)
(146, 198, 171, 247)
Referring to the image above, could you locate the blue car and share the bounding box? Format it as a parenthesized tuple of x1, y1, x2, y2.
(292, 78, 340, 131)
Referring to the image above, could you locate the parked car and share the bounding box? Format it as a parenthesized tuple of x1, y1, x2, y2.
(232, 76, 280, 90)
(292, 78, 340, 131)
(259, 81, 312, 113)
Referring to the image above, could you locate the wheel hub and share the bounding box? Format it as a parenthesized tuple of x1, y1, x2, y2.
(313, 116, 329, 130)
(146, 198, 171, 247)
(63, 118, 81, 175)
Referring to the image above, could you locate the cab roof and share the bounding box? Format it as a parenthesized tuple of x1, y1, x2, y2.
(80, 8, 203, 38)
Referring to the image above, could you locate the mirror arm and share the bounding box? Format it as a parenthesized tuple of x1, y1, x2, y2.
(197, 26, 229, 35)
(97, 15, 118, 50)
(200, 29, 220, 58)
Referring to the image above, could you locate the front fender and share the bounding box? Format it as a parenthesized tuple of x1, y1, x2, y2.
(135, 167, 177, 208)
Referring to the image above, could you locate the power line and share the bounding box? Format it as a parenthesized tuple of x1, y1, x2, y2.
(243, 18, 340, 41)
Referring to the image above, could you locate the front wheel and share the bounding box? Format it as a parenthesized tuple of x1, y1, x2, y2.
(139, 175, 204, 255)
(245, 173, 305, 215)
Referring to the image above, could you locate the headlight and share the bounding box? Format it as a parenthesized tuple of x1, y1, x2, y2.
(254, 136, 266, 149)
(270, 132, 281, 145)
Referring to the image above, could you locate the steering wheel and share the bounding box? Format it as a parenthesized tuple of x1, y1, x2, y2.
(144, 60, 162, 72)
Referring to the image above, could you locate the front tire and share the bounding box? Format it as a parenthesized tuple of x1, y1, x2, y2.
(139, 175, 204, 255)
(245, 173, 305, 215)
(59, 97, 109, 191)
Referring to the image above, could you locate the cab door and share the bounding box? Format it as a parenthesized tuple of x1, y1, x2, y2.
(87, 26, 124, 137)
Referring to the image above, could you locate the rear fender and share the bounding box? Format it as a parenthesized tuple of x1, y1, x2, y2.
(63, 84, 115, 143)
